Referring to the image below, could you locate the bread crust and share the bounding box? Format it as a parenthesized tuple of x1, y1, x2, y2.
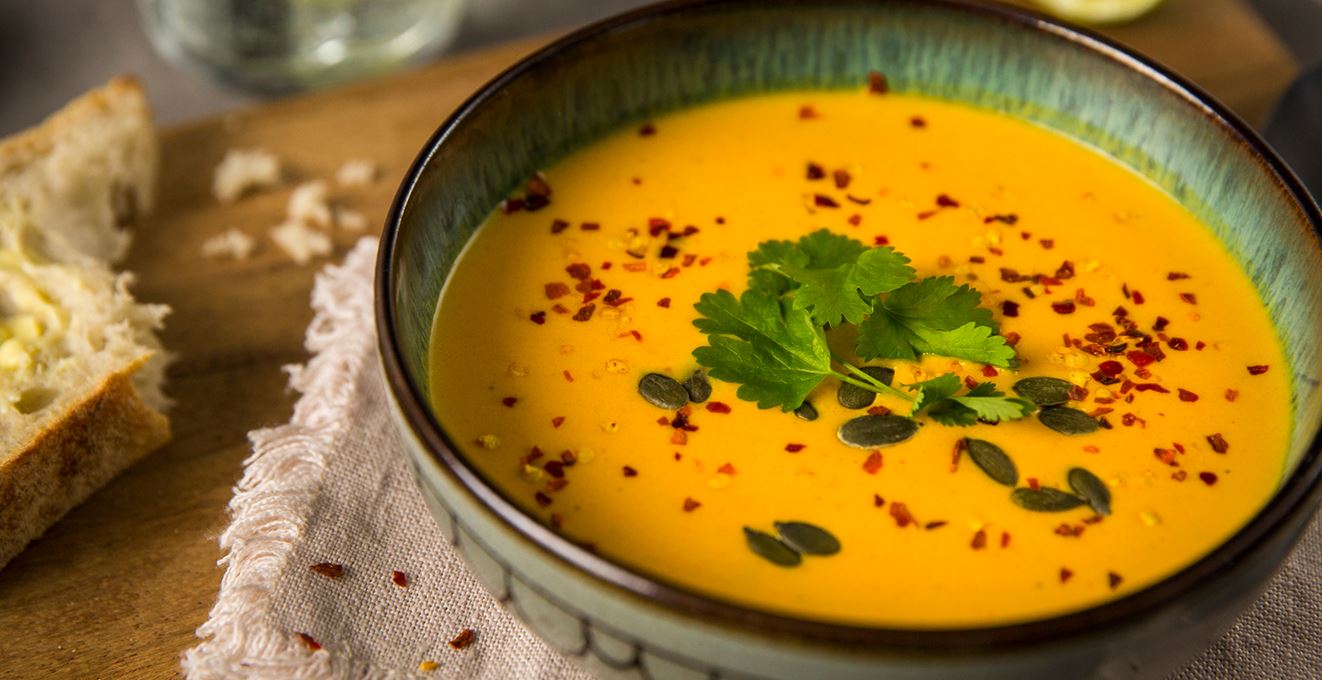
(0, 356, 170, 570)
(0, 76, 151, 176)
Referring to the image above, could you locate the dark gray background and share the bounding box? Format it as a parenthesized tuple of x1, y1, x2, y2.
(0, 0, 1315, 136)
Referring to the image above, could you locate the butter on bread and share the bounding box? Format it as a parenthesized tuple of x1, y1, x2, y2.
(0, 78, 168, 570)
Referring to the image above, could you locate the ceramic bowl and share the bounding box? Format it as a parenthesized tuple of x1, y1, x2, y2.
(376, 1, 1322, 677)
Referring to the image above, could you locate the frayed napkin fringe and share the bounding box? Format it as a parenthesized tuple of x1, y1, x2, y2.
(183, 238, 379, 679)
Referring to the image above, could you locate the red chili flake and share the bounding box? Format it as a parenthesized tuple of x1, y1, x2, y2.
(846, 194, 872, 206)
(999, 267, 1026, 283)
(562, 370, 574, 383)
(916, 210, 937, 220)
(572, 304, 596, 321)
(656, 297, 671, 308)
(1177, 388, 1199, 402)
(681, 253, 698, 267)
(546, 478, 570, 494)
(805, 162, 826, 180)
(661, 267, 681, 279)
(392, 570, 409, 588)
(526, 172, 552, 198)
(785, 443, 807, 453)
(867, 405, 891, 416)
(501, 397, 518, 408)
(699, 256, 713, 266)
(1027, 477, 1040, 490)
(1132, 290, 1146, 305)
(670, 430, 687, 446)
(863, 451, 883, 474)
(908, 115, 927, 128)
(1154, 448, 1178, 466)
(935, 193, 960, 208)
(981, 365, 999, 378)
(867, 70, 889, 94)
(889, 502, 915, 528)
(576, 221, 599, 233)
(1172, 470, 1188, 481)
(1040, 238, 1055, 249)
(971, 529, 987, 550)
(873, 235, 890, 246)
(560, 450, 578, 465)
(1126, 350, 1156, 368)
(1001, 532, 1012, 548)
(847, 213, 863, 226)
(1075, 289, 1095, 307)
(683, 498, 701, 512)
(1051, 300, 1076, 315)
(673, 452, 682, 461)
(647, 217, 671, 234)
(1195, 341, 1206, 350)
(1098, 360, 1124, 377)
(1001, 300, 1020, 317)
(565, 263, 591, 280)
(1005, 331, 1022, 346)
(601, 288, 622, 304)
(706, 401, 732, 414)
(1207, 433, 1229, 454)
(950, 439, 965, 473)
(1167, 271, 1191, 281)
(549, 219, 570, 234)
(983, 213, 1019, 225)
(963, 375, 979, 390)
(925, 521, 947, 530)
(543, 461, 565, 479)
(551, 304, 569, 315)
(1135, 383, 1169, 393)
(1247, 365, 1269, 375)
(1152, 316, 1170, 332)
(1056, 260, 1076, 279)
(873, 494, 885, 507)
(1225, 389, 1239, 401)
(798, 105, 820, 119)
(988, 246, 1004, 257)
(638, 122, 656, 136)
(1108, 572, 1124, 590)
(1134, 367, 1152, 379)
(1173, 441, 1186, 454)
(658, 245, 679, 259)
(297, 632, 323, 651)
(814, 194, 839, 208)
(449, 628, 477, 650)
(1055, 523, 1085, 538)
(310, 562, 344, 580)
(833, 169, 852, 189)
(529, 311, 547, 325)
(550, 513, 563, 529)
(716, 463, 736, 475)
(1180, 292, 1197, 305)
(1168, 337, 1188, 351)
(503, 198, 525, 214)
(1199, 471, 1219, 486)
(544, 282, 569, 300)
(622, 466, 638, 477)
(522, 447, 544, 465)
(1060, 568, 1074, 584)
(534, 492, 552, 507)
(1121, 413, 1138, 427)
(581, 291, 601, 304)
(714, 216, 726, 224)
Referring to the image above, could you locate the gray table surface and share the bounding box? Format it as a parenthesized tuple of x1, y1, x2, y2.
(0, 0, 653, 136)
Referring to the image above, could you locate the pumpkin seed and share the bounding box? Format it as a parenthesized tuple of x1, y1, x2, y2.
(1011, 487, 1086, 512)
(682, 370, 712, 403)
(837, 414, 918, 448)
(794, 401, 819, 421)
(1068, 467, 1112, 516)
(1038, 406, 1101, 435)
(774, 521, 841, 556)
(1012, 376, 1074, 406)
(637, 373, 689, 410)
(743, 527, 801, 567)
(836, 366, 895, 409)
(965, 438, 1018, 486)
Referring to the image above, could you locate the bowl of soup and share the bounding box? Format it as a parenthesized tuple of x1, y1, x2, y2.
(375, 1, 1322, 677)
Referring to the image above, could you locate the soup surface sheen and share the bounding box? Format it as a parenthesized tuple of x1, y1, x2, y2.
(428, 91, 1289, 627)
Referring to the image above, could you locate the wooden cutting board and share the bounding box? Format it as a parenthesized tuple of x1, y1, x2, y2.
(0, 1, 1297, 676)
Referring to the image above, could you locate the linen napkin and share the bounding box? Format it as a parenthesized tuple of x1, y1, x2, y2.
(183, 237, 1322, 679)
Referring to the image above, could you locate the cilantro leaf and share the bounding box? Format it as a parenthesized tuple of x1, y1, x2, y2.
(770, 232, 914, 326)
(920, 381, 1035, 425)
(907, 373, 962, 416)
(856, 277, 1015, 366)
(747, 239, 800, 295)
(692, 289, 833, 411)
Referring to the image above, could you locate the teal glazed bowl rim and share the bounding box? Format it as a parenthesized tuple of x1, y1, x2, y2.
(376, 0, 1322, 651)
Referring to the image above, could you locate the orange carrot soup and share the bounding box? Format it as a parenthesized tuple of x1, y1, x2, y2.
(427, 89, 1290, 628)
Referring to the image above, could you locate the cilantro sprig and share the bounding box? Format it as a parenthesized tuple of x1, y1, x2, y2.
(691, 229, 1031, 424)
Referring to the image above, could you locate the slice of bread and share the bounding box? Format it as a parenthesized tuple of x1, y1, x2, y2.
(0, 78, 169, 570)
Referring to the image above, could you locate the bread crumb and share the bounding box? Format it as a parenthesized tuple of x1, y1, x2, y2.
(201, 228, 255, 260)
(336, 159, 377, 187)
(288, 180, 333, 228)
(270, 220, 331, 265)
(336, 207, 369, 232)
(213, 148, 281, 203)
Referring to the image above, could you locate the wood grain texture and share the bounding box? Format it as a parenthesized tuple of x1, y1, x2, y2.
(0, 2, 1295, 677)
